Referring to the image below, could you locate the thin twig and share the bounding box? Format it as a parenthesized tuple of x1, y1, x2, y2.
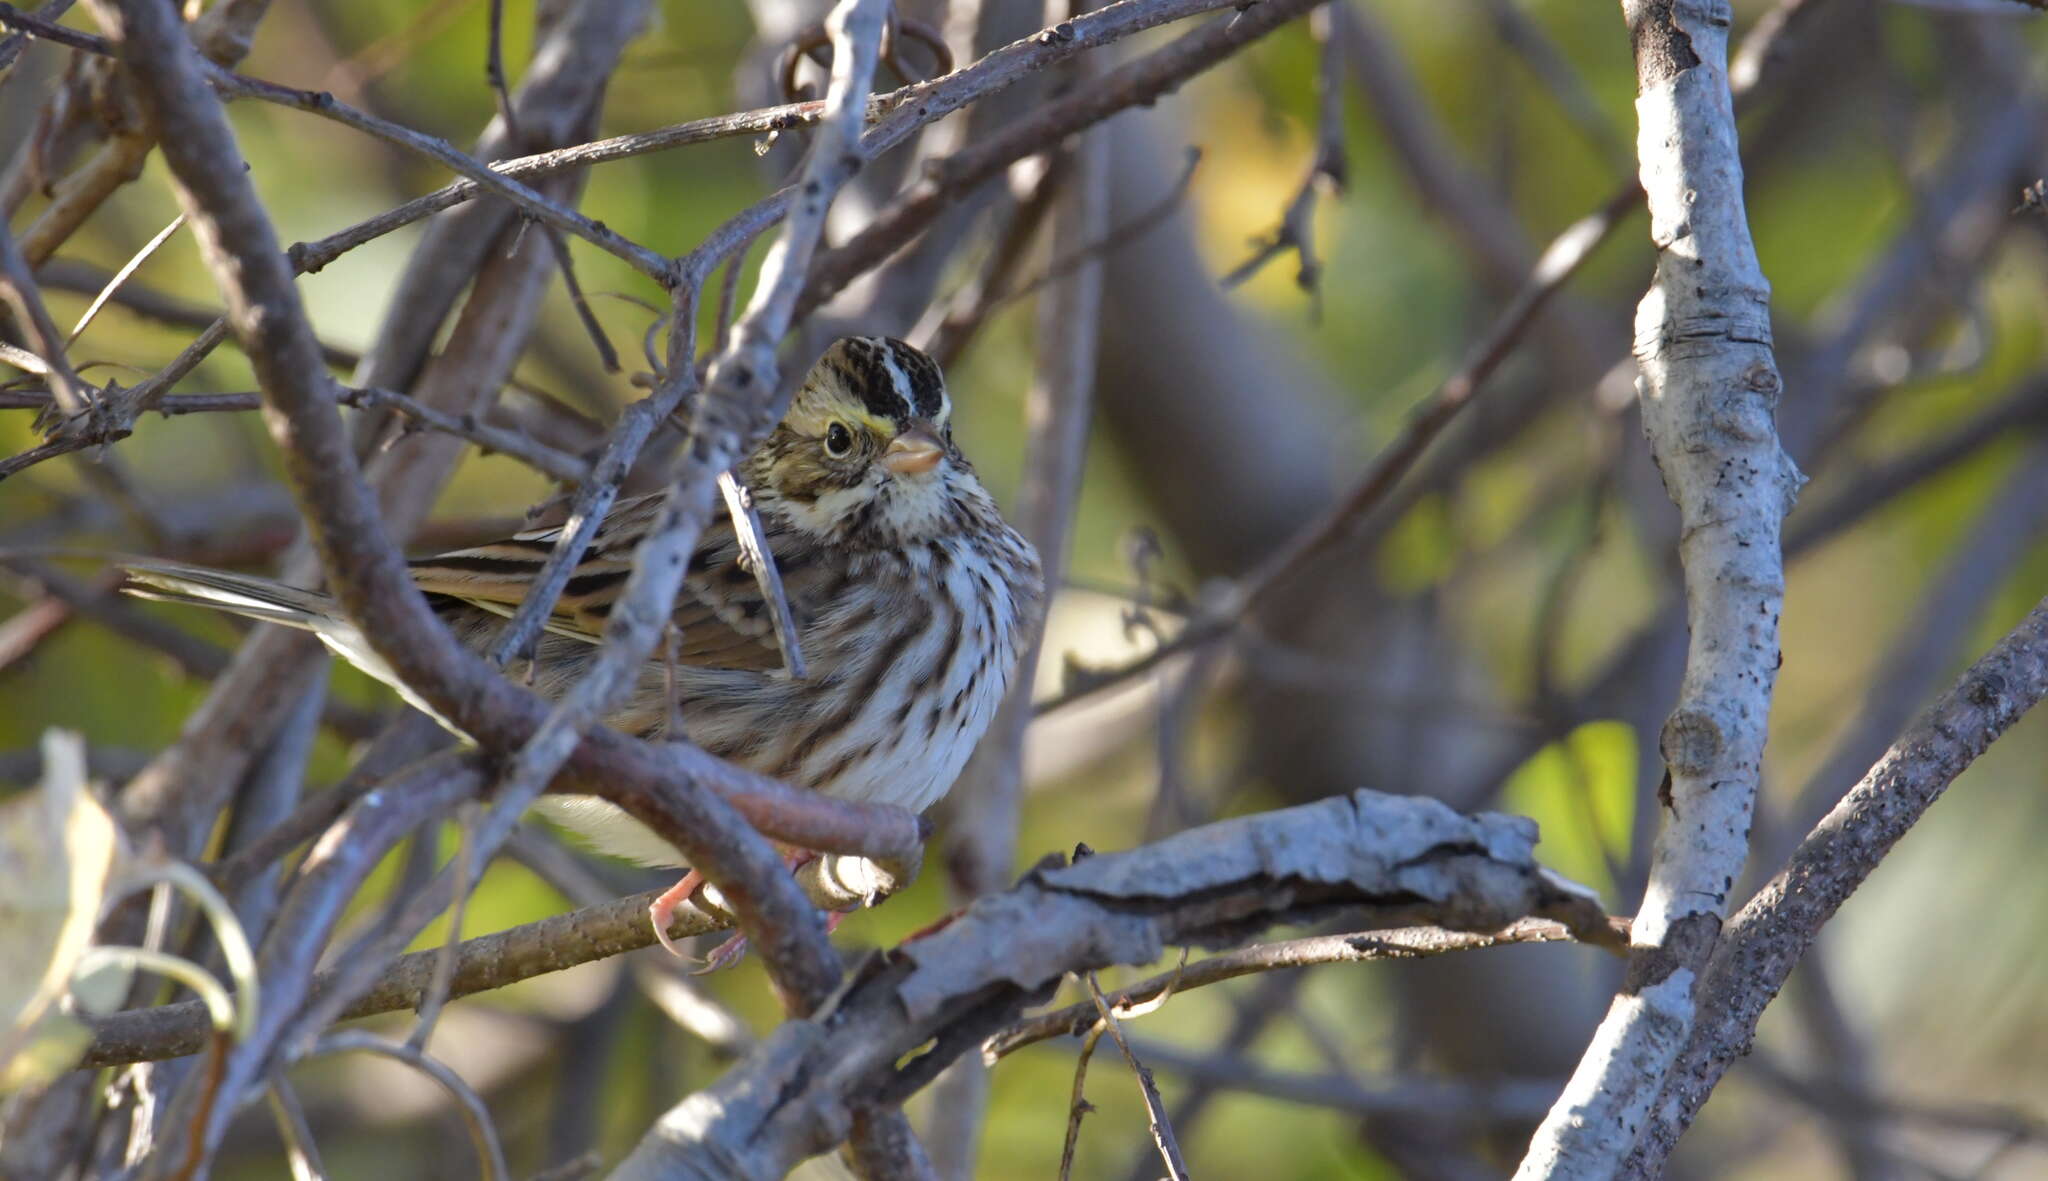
(0, 0, 74, 76)
(37, 258, 360, 369)
(303, 1033, 509, 1181)
(540, 223, 621, 373)
(0, 383, 592, 482)
(0, 213, 93, 424)
(1482, 0, 1629, 168)
(0, 1, 95, 53)
(264, 1076, 326, 1181)
(0, 7, 671, 281)
(1126, 1041, 1562, 1124)
(1034, 184, 1636, 718)
(1057, 1020, 1108, 1181)
(79, 849, 911, 1067)
(989, 919, 1607, 1059)
(484, 0, 519, 143)
(277, 0, 1260, 282)
(945, 29, 1107, 899)
(914, 151, 1065, 368)
(2, 0, 1261, 487)
(1085, 972, 1191, 1181)
(353, 385, 591, 484)
(198, 68, 670, 280)
(0, 583, 73, 671)
(406, 803, 478, 1053)
(990, 145, 1199, 313)
(1220, 5, 1345, 305)
(797, 0, 1330, 320)
(711, 241, 746, 360)
(320, 0, 475, 96)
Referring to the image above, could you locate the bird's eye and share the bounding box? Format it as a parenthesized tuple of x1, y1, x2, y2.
(824, 422, 854, 457)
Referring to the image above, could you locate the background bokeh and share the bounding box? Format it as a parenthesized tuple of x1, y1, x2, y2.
(3, 0, 2046, 1177)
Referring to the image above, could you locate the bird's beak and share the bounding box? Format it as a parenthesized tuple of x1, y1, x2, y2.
(881, 425, 945, 475)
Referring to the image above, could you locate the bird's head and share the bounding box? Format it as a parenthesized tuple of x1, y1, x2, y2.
(744, 336, 986, 546)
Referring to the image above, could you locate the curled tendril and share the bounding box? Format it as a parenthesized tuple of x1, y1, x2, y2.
(774, 10, 951, 104)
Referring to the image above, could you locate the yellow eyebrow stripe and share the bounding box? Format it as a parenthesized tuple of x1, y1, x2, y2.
(787, 405, 901, 437)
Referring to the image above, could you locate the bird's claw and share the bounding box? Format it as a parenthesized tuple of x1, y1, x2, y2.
(649, 868, 706, 958)
(692, 933, 751, 974)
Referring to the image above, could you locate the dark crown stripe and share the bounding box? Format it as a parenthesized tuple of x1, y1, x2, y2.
(833, 336, 913, 422)
(828, 335, 949, 424)
(882, 336, 948, 420)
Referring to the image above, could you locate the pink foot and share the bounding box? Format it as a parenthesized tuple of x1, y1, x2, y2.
(690, 891, 850, 974)
(653, 849, 845, 967)
(648, 869, 705, 958)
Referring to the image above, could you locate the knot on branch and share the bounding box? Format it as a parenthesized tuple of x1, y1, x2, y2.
(1659, 708, 1723, 779)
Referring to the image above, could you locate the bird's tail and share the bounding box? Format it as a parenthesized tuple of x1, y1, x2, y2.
(118, 559, 340, 631)
(118, 557, 424, 717)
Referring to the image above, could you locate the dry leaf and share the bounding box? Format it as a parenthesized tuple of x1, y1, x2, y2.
(0, 731, 128, 1092)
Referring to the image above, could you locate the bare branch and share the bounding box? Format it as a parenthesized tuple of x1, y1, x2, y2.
(483, 0, 518, 142)
(1085, 972, 1191, 1181)
(0, 0, 1263, 491)
(950, 46, 1109, 926)
(0, 215, 93, 423)
(798, 0, 1332, 317)
(263, 1077, 325, 1181)
(0, 5, 669, 280)
(1127, 1043, 1562, 1124)
(475, 0, 891, 1019)
(78, 4, 912, 1171)
(1622, 595, 2048, 1174)
(914, 152, 1066, 369)
(281, 0, 1256, 281)
(1220, 6, 1344, 301)
(1515, 3, 1802, 1173)
(989, 919, 1615, 1060)
(986, 146, 1199, 316)
(1035, 183, 1634, 718)
(1058, 1019, 1108, 1181)
(609, 790, 1615, 1181)
(77, 850, 911, 1068)
(0, 0, 76, 76)
(302, 1032, 509, 1181)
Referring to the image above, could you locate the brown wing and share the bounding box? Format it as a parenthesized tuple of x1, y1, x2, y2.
(407, 493, 824, 673)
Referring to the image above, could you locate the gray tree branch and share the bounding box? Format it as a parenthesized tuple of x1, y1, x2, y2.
(1515, 2, 1803, 1174)
(1621, 595, 2048, 1173)
(611, 789, 1617, 1181)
